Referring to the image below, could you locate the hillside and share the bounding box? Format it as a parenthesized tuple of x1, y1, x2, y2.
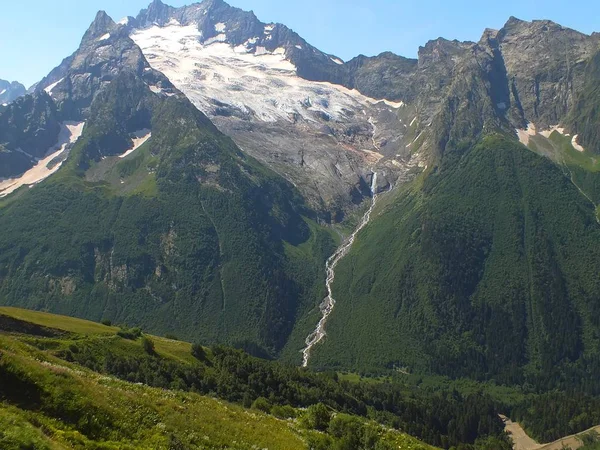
(0, 306, 495, 449)
(312, 134, 600, 390)
(2, 2, 600, 446)
(0, 13, 338, 360)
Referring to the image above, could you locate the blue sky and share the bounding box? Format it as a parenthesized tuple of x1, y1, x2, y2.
(2, 0, 599, 87)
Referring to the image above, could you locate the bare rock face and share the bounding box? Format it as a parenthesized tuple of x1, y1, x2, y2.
(0, 80, 26, 105)
(495, 17, 599, 129)
(127, 1, 422, 218)
(0, 92, 61, 178)
(35, 10, 178, 121)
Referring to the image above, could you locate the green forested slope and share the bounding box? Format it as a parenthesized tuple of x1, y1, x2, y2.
(313, 134, 600, 390)
(0, 307, 522, 449)
(0, 72, 334, 358)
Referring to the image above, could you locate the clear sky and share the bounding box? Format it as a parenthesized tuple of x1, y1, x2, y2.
(1, 0, 599, 87)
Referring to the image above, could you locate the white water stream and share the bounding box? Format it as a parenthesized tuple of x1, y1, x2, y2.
(301, 173, 382, 367)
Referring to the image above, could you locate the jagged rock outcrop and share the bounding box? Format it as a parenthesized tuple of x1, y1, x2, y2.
(35, 10, 178, 121)
(0, 79, 26, 106)
(0, 92, 61, 178)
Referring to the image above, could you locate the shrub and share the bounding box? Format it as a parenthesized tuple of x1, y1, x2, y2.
(271, 405, 296, 419)
(251, 397, 271, 413)
(303, 403, 331, 431)
(117, 327, 142, 340)
(141, 337, 155, 355)
(101, 319, 112, 326)
(191, 343, 206, 361)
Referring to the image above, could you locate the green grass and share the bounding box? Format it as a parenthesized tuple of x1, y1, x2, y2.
(0, 337, 308, 449)
(0, 307, 437, 450)
(0, 307, 199, 364)
(0, 307, 117, 335)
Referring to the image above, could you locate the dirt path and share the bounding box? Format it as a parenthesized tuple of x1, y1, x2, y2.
(501, 415, 543, 450)
(501, 415, 600, 450)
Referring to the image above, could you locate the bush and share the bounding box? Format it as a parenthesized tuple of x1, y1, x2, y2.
(305, 433, 332, 450)
(271, 405, 296, 419)
(141, 337, 155, 355)
(101, 319, 112, 326)
(191, 343, 206, 361)
(117, 327, 142, 340)
(251, 397, 271, 413)
(303, 403, 331, 431)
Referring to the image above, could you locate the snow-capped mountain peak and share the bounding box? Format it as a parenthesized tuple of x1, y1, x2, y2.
(128, 0, 415, 213)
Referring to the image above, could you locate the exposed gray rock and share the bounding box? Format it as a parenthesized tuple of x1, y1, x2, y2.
(0, 92, 61, 179)
(0, 79, 26, 105)
(35, 10, 178, 121)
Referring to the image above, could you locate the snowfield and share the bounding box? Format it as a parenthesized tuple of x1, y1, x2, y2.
(0, 121, 85, 197)
(119, 129, 152, 158)
(517, 123, 585, 152)
(44, 78, 65, 96)
(131, 23, 404, 124)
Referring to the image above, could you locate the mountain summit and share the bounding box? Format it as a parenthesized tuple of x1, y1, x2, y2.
(0, 79, 26, 106)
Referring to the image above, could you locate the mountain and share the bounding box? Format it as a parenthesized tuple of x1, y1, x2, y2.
(0, 10, 337, 359)
(0, 79, 25, 106)
(121, 0, 422, 219)
(308, 18, 600, 391)
(2, 0, 600, 401)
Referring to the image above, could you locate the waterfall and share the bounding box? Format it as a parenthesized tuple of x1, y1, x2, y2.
(301, 172, 382, 367)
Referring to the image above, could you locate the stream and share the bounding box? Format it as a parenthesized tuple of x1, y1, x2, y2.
(301, 173, 382, 367)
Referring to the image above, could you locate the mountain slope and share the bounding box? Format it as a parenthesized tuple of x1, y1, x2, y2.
(312, 132, 600, 386)
(300, 17, 600, 386)
(0, 79, 25, 106)
(125, 0, 421, 217)
(0, 12, 335, 357)
(0, 307, 441, 450)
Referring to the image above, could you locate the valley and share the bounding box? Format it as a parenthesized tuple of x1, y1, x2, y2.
(302, 172, 387, 367)
(1, 0, 600, 448)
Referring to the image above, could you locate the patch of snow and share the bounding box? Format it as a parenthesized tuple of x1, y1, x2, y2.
(406, 131, 424, 148)
(98, 33, 111, 41)
(295, 45, 302, 50)
(409, 117, 417, 127)
(264, 24, 275, 33)
(204, 34, 227, 45)
(44, 77, 65, 96)
(517, 123, 576, 147)
(119, 129, 152, 158)
(214, 22, 226, 32)
(0, 89, 6, 95)
(246, 37, 259, 45)
(118, 17, 131, 26)
(516, 123, 537, 146)
(234, 44, 250, 54)
(0, 121, 85, 197)
(167, 18, 180, 26)
(131, 24, 408, 124)
(366, 98, 405, 109)
(330, 56, 344, 65)
(148, 84, 176, 97)
(539, 125, 566, 138)
(497, 102, 507, 109)
(572, 134, 585, 152)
